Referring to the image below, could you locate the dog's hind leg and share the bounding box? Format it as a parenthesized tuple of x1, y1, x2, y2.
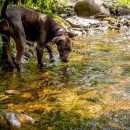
(36, 25, 47, 69)
(11, 21, 26, 71)
(36, 41, 46, 69)
(2, 34, 14, 70)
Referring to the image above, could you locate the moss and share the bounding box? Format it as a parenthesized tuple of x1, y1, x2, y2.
(53, 15, 72, 30)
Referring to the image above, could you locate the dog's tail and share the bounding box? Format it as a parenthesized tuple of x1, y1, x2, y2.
(1, 0, 10, 18)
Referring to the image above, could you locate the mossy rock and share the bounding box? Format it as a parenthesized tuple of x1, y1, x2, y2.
(110, 4, 130, 16)
(53, 15, 72, 30)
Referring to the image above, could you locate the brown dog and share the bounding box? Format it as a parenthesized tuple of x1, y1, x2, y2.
(0, 0, 72, 71)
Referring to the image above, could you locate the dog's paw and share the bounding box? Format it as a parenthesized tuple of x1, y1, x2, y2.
(50, 58, 56, 62)
(49, 55, 57, 62)
(26, 40, 34, 46)
(38, 63, 43, 70)
(15, 64, 21, 72)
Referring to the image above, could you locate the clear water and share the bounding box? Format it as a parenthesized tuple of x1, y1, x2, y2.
(0, 30, 130, 130)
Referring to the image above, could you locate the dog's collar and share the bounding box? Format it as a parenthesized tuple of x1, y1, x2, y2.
(55, 29, 65, 36)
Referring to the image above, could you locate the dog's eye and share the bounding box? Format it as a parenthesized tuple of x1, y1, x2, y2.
(57, 40, 63, 44)
(59, 49, 64, 52)
(65, 48, 72, 52)
(68, 48, 72, 51)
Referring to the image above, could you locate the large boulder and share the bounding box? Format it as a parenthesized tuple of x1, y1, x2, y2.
(74, 0, 110, 17)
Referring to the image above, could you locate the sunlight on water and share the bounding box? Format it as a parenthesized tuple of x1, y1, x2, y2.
(0, 30, 130, 130)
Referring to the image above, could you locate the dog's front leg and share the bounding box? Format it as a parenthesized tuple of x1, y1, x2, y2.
(36, 27, 47, 69)
(45, 44, 56, 62)
(36, 42, 45, 69)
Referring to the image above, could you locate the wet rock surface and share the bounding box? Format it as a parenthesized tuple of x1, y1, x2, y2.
(57, 0, 130, 38)
(0, 112, 36, 129)
(65, 16, 130, 36)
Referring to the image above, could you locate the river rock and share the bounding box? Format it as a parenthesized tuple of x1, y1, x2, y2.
(65, 16, 110, 36)
(66, 16, 100, 28)
(0, 112, 36, 129)
(74, 0, 110, 17)
(0, 112, 9, 129)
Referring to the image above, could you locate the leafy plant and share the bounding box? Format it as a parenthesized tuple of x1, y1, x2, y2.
(116, 0, 130, 5)
(23, 0, 58, 14)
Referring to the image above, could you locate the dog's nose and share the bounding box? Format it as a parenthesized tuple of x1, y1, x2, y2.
(61, 58, 69, 62)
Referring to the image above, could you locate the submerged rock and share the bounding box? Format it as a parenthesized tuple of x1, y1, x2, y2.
(0, 112, 36, 129)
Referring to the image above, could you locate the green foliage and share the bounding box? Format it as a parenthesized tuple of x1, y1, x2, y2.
(118, 0, 130, 4)
(23, 0, 58, 14)
(116, 0, 130, 5)
(58, 0, 70, 5)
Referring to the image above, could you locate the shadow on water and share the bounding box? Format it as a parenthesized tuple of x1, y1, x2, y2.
(0, 30, 130, 129)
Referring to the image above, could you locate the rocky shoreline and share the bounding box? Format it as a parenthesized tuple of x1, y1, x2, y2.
(58, 0, 130, 36)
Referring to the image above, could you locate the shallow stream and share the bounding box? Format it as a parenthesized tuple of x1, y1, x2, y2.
(0, 30, 130, 130)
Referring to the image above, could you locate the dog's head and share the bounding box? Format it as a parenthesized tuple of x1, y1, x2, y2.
(52, 31, 72, 62)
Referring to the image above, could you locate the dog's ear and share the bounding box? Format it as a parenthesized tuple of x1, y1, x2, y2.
(3, 21, 9, 31)
(0, 19, 9, 31)
(52, 36, 60, 44)
(66, 31, 77, 38)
